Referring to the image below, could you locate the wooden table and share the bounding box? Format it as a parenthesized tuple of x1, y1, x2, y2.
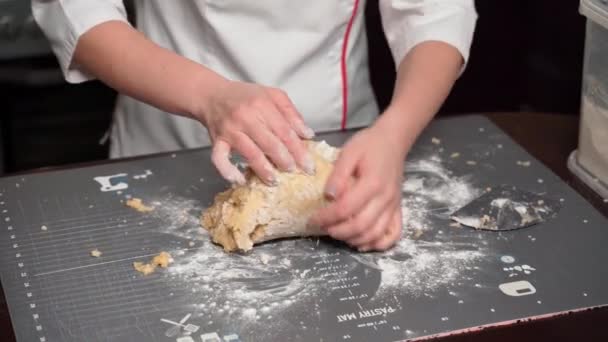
(1, 112, 606, 341)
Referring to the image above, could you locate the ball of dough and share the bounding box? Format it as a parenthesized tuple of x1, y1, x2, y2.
(201, 140, 339, 252)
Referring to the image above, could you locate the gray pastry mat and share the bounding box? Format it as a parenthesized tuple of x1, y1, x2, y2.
(0, 115, 607, 342)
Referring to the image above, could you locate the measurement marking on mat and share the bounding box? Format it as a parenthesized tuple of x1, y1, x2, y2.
(6, 204, 47, 341)
(33, 247, 200, 277)
(33, 253, 161, 277)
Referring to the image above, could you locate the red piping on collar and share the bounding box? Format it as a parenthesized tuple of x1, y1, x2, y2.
(340, 0, 360, 130)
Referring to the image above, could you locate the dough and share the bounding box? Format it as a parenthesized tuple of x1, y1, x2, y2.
(126, 198, 155, 213)
(152, 251, 172, 268)
(90, 249, 102, 257)
(133, 251, 173, 275)
(201, 140, 339, 252)
(133, 262, 156, 275)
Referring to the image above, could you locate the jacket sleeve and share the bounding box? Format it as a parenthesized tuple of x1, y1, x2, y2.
(379, 0, 477, 74)
(31, 0, 130, 83)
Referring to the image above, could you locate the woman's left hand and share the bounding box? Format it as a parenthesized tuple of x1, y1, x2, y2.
(309, 122, 407, 252)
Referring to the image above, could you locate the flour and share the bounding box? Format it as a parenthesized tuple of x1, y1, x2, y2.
(376, 157, 484, 296)
(145, 154, 486, 325)
(400, 156, 479, 230)
(164, 236, 332, 329)
(145, 195, 205, 240)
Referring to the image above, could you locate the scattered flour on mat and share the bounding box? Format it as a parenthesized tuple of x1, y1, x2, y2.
(148, 155, 486, 321)
(146, 195, 205, 238)
(147, 195, 324, 320)
(375, 156, 484, 296)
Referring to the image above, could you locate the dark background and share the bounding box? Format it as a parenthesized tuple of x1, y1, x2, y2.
(367, 1, 586, 116)
(0, 1, 587, 173)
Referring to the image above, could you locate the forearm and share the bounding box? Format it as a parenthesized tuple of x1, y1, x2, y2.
(74, 21, 227, 119)
(375, 41, 463, 154)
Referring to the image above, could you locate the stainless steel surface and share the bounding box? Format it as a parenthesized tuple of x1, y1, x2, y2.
(450, 185, 562, 231)
(568, 151, 608, 199)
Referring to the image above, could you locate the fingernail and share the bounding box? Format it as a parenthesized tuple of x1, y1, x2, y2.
(325, 186, 336, 200)
(279, 145, 296, 172)
(303, 127, 315, 139)
(262, 163, 279, 186)
(228, 172, 246, 185)
(358, 246, 369, 253)
(264, 176, 277, 187)
(266, 170, 279, 186)
(266, 172, 279, 186)
(298, 122, 315, 139)
(303, 154, 316, 175)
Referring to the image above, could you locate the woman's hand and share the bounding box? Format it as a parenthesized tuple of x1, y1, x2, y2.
(71, 21, 316, 185)
(197, 80, 316, 185)
(309, 122, 407, 252)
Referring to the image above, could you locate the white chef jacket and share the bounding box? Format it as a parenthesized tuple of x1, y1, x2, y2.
(32, 0, 477, 158)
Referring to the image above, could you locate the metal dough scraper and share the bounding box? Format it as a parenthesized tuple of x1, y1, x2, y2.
(450, 184, 562, 231)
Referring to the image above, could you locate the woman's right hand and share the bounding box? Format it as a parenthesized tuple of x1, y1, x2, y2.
(196, 80, 316, 186)
(69, 21, 312, 184)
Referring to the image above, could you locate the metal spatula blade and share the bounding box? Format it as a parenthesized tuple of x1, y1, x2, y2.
(450, 184, 561, 231)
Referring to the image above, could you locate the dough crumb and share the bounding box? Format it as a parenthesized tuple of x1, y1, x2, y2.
(126, 198, 155, 213)
(133, 262, 156, 275)
(188, 241, 196, 247)
(152, 251, 173, 268)
(516, 160, 531, 167)
(450, 152, 460, 159)
(466, 160, 477, 166)
(41, 225, 48, 231)
(431, 137, 441, 145)
(90, 249, 102, 258)
(133, 251, 173, 275)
